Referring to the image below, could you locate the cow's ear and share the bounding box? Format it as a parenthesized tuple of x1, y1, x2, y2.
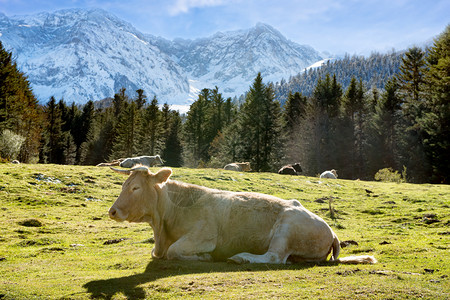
(155, 167, 172, 183)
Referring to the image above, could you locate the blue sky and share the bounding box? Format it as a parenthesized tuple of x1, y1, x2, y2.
(1, 0, 448, 55)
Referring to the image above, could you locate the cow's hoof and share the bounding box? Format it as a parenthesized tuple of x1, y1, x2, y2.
(227, 255, 248, 264)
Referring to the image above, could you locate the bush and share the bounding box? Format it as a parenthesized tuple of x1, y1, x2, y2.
(0, 129, 26, 161)
(374, 167, 405, 183)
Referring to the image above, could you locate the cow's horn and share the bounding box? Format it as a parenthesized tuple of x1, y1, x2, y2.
(110, 167, 131, 175)
(130, 166, 150, 173)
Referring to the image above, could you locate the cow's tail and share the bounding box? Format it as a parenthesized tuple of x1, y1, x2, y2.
(329, 233, 377, 264)
(337, 255, 377, 264)
(329, 233, 341, 262)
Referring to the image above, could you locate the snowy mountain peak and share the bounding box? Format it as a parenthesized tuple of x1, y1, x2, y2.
(0, 9, 325, 105)
(252, 22, 286, 39)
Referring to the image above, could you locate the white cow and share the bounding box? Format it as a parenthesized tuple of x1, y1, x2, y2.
(109, 167, 376, 265)
(224, 162, 251, 172)
(119, 155, 163, 168)
(320, 169, 338, 179)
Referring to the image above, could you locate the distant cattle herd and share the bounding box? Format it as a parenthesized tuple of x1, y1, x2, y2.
(93, 155, 337, 179)
(13, 154, 337, 179)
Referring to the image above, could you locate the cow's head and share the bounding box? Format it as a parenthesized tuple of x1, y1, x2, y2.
(241, 162, 251, 171)
(292, 163, 302, 173)
(108, 167, 172, 223)
(155, 155, 164, 165)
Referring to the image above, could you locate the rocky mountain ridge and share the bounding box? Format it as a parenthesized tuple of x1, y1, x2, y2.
(0, 8, 325, 105)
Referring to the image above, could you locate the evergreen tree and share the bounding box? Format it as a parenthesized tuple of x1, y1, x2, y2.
(397, 47, 426, 107)
(420, 25, 450, 183)
(138, 96, 161, 155)
(367, 78, 402, 176)
(208, 98, 239, 167)
(304, 74, 342, 174)
(0, 41, 42, 162)
(396, 47, 429, 182)
(209, 86, 225, 141)
(183, 91, 211, 166)
(238, 73, 282, 171)
(41, 97, 65, 164)
(159, 103, 172, 156)
(81, 107, 115, 165)
(57, 99, 77, 164)
(135, 89, 147, 110)
(283, 91, 307, 133)
(110, 99, 140, 158)
(161, 111, 183, 167)
(223, 97, 237, 126)
(340, 77, 368, 178)
(113, 87, 127, 117)
(282, 91, 308, 164)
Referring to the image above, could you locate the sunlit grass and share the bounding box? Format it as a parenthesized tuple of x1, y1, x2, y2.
(0, 164, 448, 299)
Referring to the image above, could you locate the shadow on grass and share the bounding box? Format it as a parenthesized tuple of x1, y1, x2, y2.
(83, 259, 321, 299)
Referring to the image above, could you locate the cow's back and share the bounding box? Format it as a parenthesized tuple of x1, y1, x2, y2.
(320, 171, 336, 179)
(224, 163, 240, 171)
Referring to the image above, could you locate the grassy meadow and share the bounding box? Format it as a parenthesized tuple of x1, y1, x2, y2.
(0, 163, 448, 299)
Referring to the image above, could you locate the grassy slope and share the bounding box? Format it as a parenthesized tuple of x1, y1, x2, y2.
(0, 164, 448, 299)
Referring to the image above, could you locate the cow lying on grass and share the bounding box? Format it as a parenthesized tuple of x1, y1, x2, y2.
(320, 169, 338, 179)
(224, 162, 251, 172)
(278, 163, 303, 175)
(109, 166, 376, 265)
(97, 155, 163, 168)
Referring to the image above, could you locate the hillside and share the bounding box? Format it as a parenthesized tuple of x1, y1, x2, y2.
(274, 51, 403, 104)
(0, 164, 448, 299)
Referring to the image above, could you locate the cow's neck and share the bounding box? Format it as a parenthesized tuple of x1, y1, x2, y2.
(151, 180, 199, 257)
(153, 181, 208, 250)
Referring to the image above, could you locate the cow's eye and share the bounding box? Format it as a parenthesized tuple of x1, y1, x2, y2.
(132, 186, 140, 191)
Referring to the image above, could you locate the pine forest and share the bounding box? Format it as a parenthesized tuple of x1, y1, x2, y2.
(0, 25, 449, 184)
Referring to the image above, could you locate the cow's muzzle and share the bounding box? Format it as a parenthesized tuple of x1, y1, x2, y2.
(109, 206, 125, 221)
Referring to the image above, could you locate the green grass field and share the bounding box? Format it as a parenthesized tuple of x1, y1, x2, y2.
(0, 164, 448, 299)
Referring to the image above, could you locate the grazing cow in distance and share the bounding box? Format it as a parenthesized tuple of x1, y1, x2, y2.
(224, 162, 251, 172)
(97, 155, 163, 168)
(108, 166, 377, 265)
(278, 163, 303, 175)
(320, 169, 338, 179)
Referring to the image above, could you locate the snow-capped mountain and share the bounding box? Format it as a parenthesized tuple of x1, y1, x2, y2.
(0, 9, 189, 104)
(0, 9, 325, 105)
(152, 23, 323, 98)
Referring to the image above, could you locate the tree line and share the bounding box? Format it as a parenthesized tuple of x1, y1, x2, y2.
(0, 25, 448, 183)
(274, 50, 404, 104)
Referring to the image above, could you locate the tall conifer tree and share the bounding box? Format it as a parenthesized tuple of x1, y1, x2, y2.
(161, 111, 183, 167)
(420, 25, 450, 182)
(238, 73, 282, 171)
(396, 47, 429, 182)
(0, 41, 42, 162)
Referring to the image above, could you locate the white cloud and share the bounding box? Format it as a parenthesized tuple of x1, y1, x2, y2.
(168, 0, 227, 15)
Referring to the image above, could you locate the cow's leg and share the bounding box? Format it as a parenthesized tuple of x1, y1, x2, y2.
(228, 223, 292, 264)
(166, 220, 217, 261)
(166, 235, 216, 261)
